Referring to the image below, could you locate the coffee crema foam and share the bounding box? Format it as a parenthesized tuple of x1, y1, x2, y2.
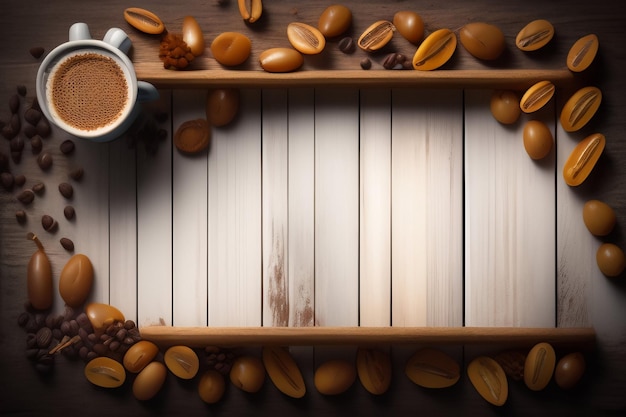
(48, 52, 129, 132)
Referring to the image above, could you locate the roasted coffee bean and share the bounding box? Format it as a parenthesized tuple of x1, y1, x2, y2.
(29, 47, 45, 59)
(17, 85, 27, 96)
(1, 125, 16, 140)
(59, 182, 73, 199)
(36, 118, 51, 138)
(10, 137, 24, 153)
(32, 182, 45, 194)
(360, 58, 372, 70)
(14, 174, 25, 187)
(24, 108, 42, 126)
(383, 53, 407, 69)
(338, 36, 355, 54)
(69, 167, 84, 181)
(1, 172, 14, 190)
(64, 205, 75, 220)
(9, 94, 20, 114)
(23, 125, 37, 139)
(36, 327, 52, 348)
(60, 238, 74, 252)
(30, 135, 42, 154)
(42, 214, 57, 232)
(17, 189, 35, 204)
(16, 210, 27, 224)
(59, 139, 75, 154)
(37, 152, 52, 170)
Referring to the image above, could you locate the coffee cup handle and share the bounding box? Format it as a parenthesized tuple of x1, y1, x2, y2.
(137, 81, 159, 103)
(103, 28, 132, 55)
(69, 22, 92, 41)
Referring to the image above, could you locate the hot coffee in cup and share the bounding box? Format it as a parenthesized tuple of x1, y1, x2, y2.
(36, 23, 158, 142)
(46, 50, 132, 134)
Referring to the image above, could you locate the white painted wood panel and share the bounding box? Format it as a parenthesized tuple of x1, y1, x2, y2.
(262, 88, 289, 327)
(137, 90, 173, 327)
(208, 89, 262, 326)
(314, 88, 359, 326)
(390, 89, 464, 327)
(172, 89, 208, 326)
(359, 89, 391, 327)
(287, 89, 315, 327)
(464, 89, 555, 327)
(108, 129, 137, 322)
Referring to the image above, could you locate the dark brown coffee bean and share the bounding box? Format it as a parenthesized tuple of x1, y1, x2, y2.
(14, 174, 25, 187)
(58, 182, 73, 199)
(37, 152, 52, 170)
(32, 182, 45, 194)
(29, 46, 45, 59)
(1, 172, 14, 190)
(30, 135, 42, 154)
(16, 210, 27, 224)
(42, 214, 57, 232)
(36, 327, 52, 348)
(17, 85, 27, 96)
(338, 37, 355, 54)
(24, 108, 42, 126)
(60, 140, 75, 155)
(383, 53, 407, 69)
(63, 205, 75, 220)
(23, 125, 37, 139)
(60, 237, 74, 252)
(10, 137, 24, 152)
(360, 58, 372, 70)
(10, 113, 20, 132)
(36, 118, 51, 138)
(17, 189, 34, 204)
(9, 94, 20, 114)
(69, 167, 84, 181)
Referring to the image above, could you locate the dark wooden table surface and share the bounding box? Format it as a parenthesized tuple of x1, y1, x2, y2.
(1, 0, 625, 415)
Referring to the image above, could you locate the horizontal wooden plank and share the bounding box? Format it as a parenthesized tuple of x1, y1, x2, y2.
(136, 67, 575, 89)
(140, 326, 596, 348)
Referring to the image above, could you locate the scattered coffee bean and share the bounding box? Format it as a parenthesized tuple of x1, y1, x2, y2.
(9, 94, 20, 114)
(23, 125, 37, 139)
(60, 238, 75, 252)
(1, 125, 16, 140)
(10, 137, 24, 152)
(59, 182, 73, 199)
(338, 37, 355, 54)
(42, 214, 58, 232)
(360, 58, 372, 70)
(17, 189, 34, 204)
(17, 85, 27, 96)
(69, 167, 84, 181)
(383, 53, 406, 69)
(37, 152, 53, 170)
(30, 135, 43, 154)
(36, 118, 51, 138)
(1, 172, 14, 190)
(24, 108, 42, 126)
(14, 174, 25, 187)
(60, 139, 75, 155)
(29, 46, 45, 59)
(32, 182, 45, 194)
(36, 327, 52, 349)
(16, 210, 27, 224)
(64, 205, 75, 220)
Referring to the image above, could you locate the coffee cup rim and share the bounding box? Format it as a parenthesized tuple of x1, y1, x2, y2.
(36, 39, 138, 140)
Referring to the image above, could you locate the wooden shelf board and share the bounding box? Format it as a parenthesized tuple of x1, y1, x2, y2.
(140, 326, 596, 349)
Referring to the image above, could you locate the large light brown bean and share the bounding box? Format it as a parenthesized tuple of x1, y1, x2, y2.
(211, 32, 251, 66)
(318, 4, 352, 38)
(26, 233, 53, 310)
(123, 340, 159, 373)
(259, 48, 303, 73)
(59, 253, 94, 307)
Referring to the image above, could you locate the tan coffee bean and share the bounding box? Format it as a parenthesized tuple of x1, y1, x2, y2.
(124, 7, 165, 35)
(59, 254, 94, 307)
(287, 22, 326, 55)
(238, 0, 262, 23)
(206, 89, 239, 127)
(560, 86, 602, 132)
(198, 370, 226, 404)
(520, 80, 555, 113)
(133, 361, 167, 400)
(516, 19, 554, 51)
(85, 356, 126, 388)
(460, 22, 505, 60)
(164, 345, 200, 379)
(393, 11, 424, 44)
(563, 132, 605, 186)
(523, 120, 553, 160)
(174, 119, 211, 154)
(405, 348, 460, 389)
(182, 16, 205, 57)
(356, 348, 392, 395)
(596, 243, 626, 277)
(582, 199, 616, 236)
(318, 4, 352, 38)
(567, 34, 599, 72)
(262, 346, 306, 398)
(59, 182, 73, 199)
(85, 302, 125, 333)
(467, 356, 508, 406)
(524, 342, 556, 391)
(314, 359, 356, 395)
(412, 28, 457, 71)
(555, 352, 586, 389)
(230, 355, 266, 393)
(259, 48, 303, 73)
(358, 20, 395, 52)
(210, 32, 252, 66)
(123, 340, 159, 373)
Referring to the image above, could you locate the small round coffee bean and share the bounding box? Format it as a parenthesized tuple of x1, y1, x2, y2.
(24, 125, 37, 139)
(30, 135, 42, 154)
(58, 182, 73, 199)
(17, 189, 35, 204)
(9, 94, 20, 114)
(16, 210, 27, 224)
(1, 172, 14, 190)
(338, 37, 355, 54)
(17, 85, 27, 96)
(29, 46, 45, 59)
(64, 205, 75, 220)
(60, 237, 74, 252)
(60, 140, 75, 155)
(42, 214, 57, 232)
(36, 327, 52, 348)
(37, 152, 53, 170)
(69, 167, 84, 181)
(10, 137, 24, 152)
(32, 182, 45, 194)
(36, 118, 51, 138)
(360, 58, 372, 70)
(14, 174, 26, 187)
(24, 108, 42, 126)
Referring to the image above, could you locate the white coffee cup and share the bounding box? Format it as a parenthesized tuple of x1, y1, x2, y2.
(36, 22, 159, 142)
